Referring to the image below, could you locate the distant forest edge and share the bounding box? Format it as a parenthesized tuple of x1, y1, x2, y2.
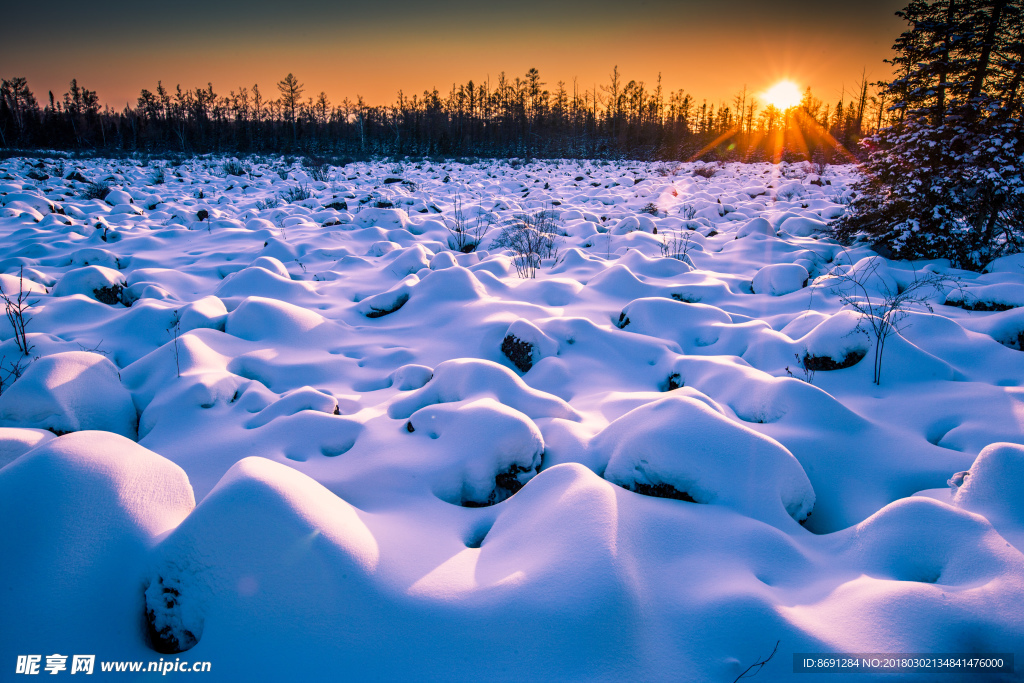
(0, 68, 881, 162)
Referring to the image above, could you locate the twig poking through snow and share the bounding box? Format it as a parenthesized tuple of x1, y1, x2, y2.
(733, 640, 779, 682)
(0, 266, 35, 356)
(167, 310, 182, 378)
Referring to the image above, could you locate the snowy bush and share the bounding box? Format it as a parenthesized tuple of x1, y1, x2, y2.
(831, 0, 1024, 269)
(491, 209, 561, 278)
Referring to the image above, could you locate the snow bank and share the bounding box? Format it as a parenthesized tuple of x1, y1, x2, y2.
(752, 262, 809, 296)
(0, 432, 193, 654)
(953, 442, 1024, 528)
(389, 358, 580, 421)
(0, 352, 138, 438)
(594, 395, 814, 525)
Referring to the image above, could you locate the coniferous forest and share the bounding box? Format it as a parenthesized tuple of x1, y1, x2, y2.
(0, 67, 881, 162)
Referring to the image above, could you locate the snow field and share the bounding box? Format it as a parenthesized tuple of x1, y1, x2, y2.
(1, 156, 1023, 680)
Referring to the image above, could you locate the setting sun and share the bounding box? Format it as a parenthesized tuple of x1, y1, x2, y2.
(763, 80, 803, 110)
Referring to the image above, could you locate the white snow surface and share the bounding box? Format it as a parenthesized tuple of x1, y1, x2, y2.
(1, 157, 1023, 680)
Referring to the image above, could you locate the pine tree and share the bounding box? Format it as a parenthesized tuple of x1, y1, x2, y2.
(277, 73, 304, 143)
(833, 0, 1024, 269)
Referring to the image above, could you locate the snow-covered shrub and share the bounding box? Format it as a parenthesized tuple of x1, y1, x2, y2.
(0, 432, 194, 653)
(282, 184, 312, 203)
(500, 319, 559, 373)
(692, 164, 718, 178)
(405, 398, 543, 506)
(81, 181, 111, 200)
(52, 265, 128, 306)
(222, 159, 248, 177)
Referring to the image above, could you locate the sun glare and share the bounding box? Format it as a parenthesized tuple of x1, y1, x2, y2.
(763, 80, 802, 110)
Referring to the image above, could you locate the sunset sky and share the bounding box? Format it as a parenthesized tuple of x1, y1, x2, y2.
(4, 0, 906, 110)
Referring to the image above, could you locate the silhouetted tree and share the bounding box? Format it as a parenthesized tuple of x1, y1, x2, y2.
(278, 73, 304, 143)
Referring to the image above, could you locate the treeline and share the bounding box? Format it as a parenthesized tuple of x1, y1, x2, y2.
(0, 67, 886, 161)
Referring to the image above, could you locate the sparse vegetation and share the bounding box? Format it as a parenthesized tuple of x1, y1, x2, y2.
(785, 353, 816, 384)
(282, 184, 312, 203)
(732, 640, 779, 682)
(0, 267, 34, 356)
(222, 159, 248, 177)
(817, 253, 962, 385)
(167, 309, 182, 378)
(81, 182, 110, 200)
(693, 164, 718, 178)
(0, 354, 29, 396)
(303, 156, 330, 182)
(660, 230, 697, 262)
(443, 193, 491, 253)
(491, 208, 561, 278)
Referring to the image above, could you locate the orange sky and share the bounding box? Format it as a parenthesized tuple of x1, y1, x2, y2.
(2, 0, 906, 111)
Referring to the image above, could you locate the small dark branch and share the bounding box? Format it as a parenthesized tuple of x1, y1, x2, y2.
(0, 267, 35, 356)
(166, 309, 182, 378)
(660, 229, 696, 261)
(0, 353, 30, 395)
(784, 353, 815, 384)
(443, 192, 492, 253)
(733, 640, 780, 682)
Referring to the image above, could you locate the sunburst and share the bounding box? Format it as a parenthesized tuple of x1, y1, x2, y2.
(762, 81, 802, 110)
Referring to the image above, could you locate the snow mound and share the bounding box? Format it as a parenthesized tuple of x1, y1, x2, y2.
(984, 252, 1024, 274)
(179, 295, 228, 331)
(842, 496, 1020, 587)
(0, 427, 54, 468)
(0, 432, 193, 653)
(945, 282, 1024, 311)
(146, 456, 377, 653)
(405, 397, 543, 506)
(501, 318, 559, 372)
(355, 207, 410, 231)
(0, 351, 138, 438)
(388, 363, 434, 390)
(225, 296, 330, 342)
(388, 358, 580, 421)
(51, 264, 127, 304)
(735, 217, 775, 239)
(594, 395, 814, 525)
(752, 263, 809, 296)
(953, 442, 1024, 528)
(618, 296, 731, 351)
(0, 271, 47, 295)
(797, 310, 869, 370)
(356, 278, 414, 318)
(778, 215, 827, 237)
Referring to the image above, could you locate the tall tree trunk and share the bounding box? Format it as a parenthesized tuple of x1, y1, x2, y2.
(936, 0, 958, 124)
(967, 0, 1007, 103)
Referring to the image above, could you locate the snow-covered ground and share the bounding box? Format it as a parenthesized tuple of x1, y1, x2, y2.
(1, 157, 1023, 681)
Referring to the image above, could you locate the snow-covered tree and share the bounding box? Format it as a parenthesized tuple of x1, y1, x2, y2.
(833, 0, 1024, 270)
